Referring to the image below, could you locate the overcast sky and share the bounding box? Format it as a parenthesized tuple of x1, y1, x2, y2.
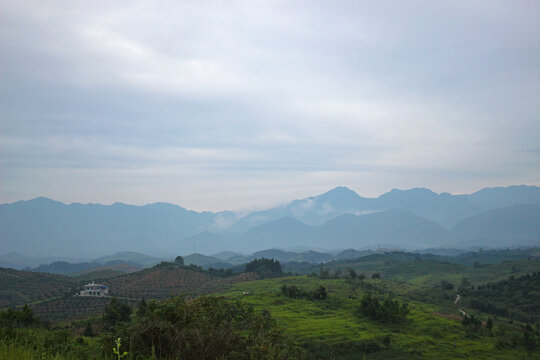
(1, 1, 539, 211)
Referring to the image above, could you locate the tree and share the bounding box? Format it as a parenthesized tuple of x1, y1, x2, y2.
(245, 258, 282, 278)
(313, 286, 328, 300)
(174, 256, 184, 266)
(461, 314, 482, 333)
(124, 296, 304, 359)
(136, 299, 148, 317)
(347, 267, 357, 279)
(522, 325, 538, 357)
(104, 298, 132, 328)
(486, 318, 493, 331)
(372, 273, 381, 279)
(459, 276, 472, 292)
(319, 266, 330, 279)
(357, 294, 409, 324)
(0, 304, 39, 327)
(83, 322, 94, 337)
(440, 280, 454, 291)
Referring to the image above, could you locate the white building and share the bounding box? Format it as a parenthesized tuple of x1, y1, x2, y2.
(78, 282, 109, 297)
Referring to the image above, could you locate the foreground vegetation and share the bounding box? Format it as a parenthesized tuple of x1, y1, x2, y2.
(1, 252, 539, 359)
(220, 275, 539, 359)
(0, 296, 303, 360)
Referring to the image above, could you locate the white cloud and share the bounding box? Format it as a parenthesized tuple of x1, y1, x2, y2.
(0, 0, 539, 210)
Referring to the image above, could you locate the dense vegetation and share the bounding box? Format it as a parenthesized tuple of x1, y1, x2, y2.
(300, 251, 540, 287)
(244, 258, 283, 278)
(2, 250, 540, 359)
(357, 294, 409, 324)
(118, 296, 302, 359)
(462, 272, 540, 322)
(0, 296, 302, 360)
(280, 285, 328, 300)
(221, 276, 540, 359)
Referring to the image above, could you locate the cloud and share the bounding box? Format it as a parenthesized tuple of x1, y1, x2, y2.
(0, 0, 539, 210)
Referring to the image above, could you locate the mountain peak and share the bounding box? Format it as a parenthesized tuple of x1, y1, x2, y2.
(321, 186, 357, 196)
(315, 186, 364, 202)
(387, 187, 436, 195)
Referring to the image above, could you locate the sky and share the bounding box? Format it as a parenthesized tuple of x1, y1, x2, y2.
(1, 0, 539, 212)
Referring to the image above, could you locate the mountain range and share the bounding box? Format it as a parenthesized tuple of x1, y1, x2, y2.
(1, 185, 539, 258)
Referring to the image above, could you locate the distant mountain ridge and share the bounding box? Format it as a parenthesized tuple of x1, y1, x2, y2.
(222, 185, 540, 232)
(0, 198, 235, 257)
(1, 185, 539, 257)
(226, 186, 374, 232)
(178, 209, 453, 254)
(451, 204, 540, 246)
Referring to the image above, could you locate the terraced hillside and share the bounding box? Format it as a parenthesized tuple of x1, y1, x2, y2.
(1, 265, 259, 322)
(106, 266, 259, 299)
(29, 296, 138, 322)
(0, 268, 74, 308)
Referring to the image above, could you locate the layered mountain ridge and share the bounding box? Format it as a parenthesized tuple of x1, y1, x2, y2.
(1, 185, 539, 257)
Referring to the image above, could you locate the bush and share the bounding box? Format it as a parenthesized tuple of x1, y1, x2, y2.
(280, 285, 328, 301)
(440, 280, 454, 291)
(0, 304, 39, 327)
(245, 258, 282, 278)
(103, 298, 132, 328)
(123, 296, 303, 359)
(357, 294, 409, 324)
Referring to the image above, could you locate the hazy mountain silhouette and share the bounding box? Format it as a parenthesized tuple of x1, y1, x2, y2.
(2, 185, 539, 258)
(227, 185, 540, 231)
(225, 186, 374, 233)
(182, 253, 232, 269)
(179, 210, 452, 254)
(0, 197, 231, 257)
(451, 204, 540, 246)
(233, 217, 314, 253)
(374, 188, 481, 228)
(318, 210, 453, 249)
(91, 251, 162, 267)
(468, 185, 540, 211)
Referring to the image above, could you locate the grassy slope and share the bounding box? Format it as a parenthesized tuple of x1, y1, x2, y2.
(306, 255, 540, 287)
(220, 276, 536, 359)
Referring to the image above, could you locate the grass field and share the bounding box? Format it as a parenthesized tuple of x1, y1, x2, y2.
(220, 276, 538, 359)
(302, 254, 540, 287)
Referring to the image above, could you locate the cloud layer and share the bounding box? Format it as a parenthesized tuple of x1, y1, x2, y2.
(1, 0, 539, 211)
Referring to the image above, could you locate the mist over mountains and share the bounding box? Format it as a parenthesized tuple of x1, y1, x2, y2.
(1, 185, 539, 258)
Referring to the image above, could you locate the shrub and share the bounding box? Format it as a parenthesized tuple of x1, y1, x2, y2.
(0, 304, 39, 327)
(103, 298, 132, 328)
(357, 294, 409, 324)
(122, 296, 303, 359)
(440, 280, 454, 291)
(245, 258, 282, 278)
(280, 285, 328, 301)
